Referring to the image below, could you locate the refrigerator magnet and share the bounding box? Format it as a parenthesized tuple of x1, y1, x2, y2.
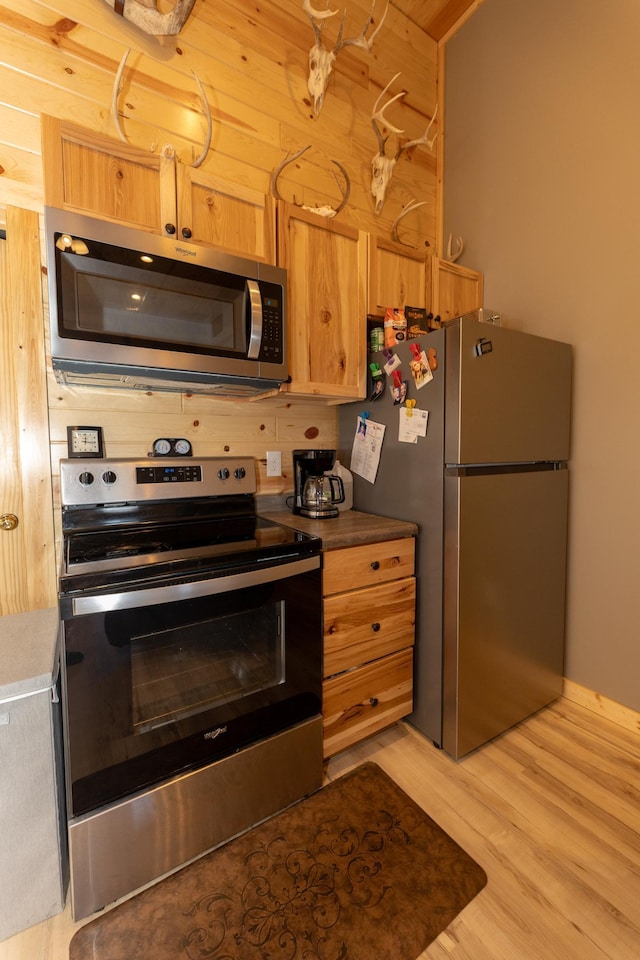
(409, 342, 433, 389)
(369, 362, 385, 400)
(382, 349, 402, 375)
(392, 369, 407, 405)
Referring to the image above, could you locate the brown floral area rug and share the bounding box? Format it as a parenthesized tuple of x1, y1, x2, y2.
(69, 762, 487, 960)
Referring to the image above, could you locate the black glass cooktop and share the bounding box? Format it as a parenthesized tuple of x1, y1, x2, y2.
(60, 515, 320, 596)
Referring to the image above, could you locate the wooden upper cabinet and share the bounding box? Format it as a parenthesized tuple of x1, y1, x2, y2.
(432, 257, 484, 323)
(277, 203, 367, 401)
(175, 166, 275, 262)
(42, 115, 169, 233)
(41, 115, 275, 261)
(369, 236, 431, 316)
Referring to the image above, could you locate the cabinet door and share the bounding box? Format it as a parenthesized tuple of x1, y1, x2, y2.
(432, 257, 483, 324)
(277, 203, 367, 400)
(41, 115, 174, 234)
(369, 236, 431, 316)
(176, 167, 276, 261)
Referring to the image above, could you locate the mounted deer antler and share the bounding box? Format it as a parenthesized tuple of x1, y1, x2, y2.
(371, 73, 438, 215)
(304, 0, 388, 117)
(102, 0, 196, 36)
(270, 145, 351, 218)
(444, 233, 465, 262)
(112, 49, 212, 168)
(390, 200, 428, 245)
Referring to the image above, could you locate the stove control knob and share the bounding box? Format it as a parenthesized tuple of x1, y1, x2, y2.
(217, 467, 230, 480)
(78, 471, 94, 486)
(102, 470, 117, 485)
(234, 467, 246, 480)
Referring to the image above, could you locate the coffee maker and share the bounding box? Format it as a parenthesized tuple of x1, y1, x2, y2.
(292, 449, 345, 520)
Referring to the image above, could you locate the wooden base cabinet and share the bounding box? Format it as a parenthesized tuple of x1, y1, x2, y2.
(321, 538, 416, 759)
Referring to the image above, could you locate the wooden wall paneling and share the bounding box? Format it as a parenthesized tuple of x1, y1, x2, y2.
(0, 206, 57, 614)
(0, 0, 444, 620)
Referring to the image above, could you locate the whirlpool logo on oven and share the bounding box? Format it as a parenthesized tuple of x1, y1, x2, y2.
(204, 726, 228, 740)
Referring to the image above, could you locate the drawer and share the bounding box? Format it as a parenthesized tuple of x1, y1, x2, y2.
(323, 538, 415, 595)
(323, 577, 415, 677)
(322, 647, 413, 759)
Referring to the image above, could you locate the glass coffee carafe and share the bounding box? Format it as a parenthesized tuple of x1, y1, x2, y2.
(301, 474, 345, 519)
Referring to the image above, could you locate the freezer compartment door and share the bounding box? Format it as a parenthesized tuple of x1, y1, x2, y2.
(445, 318, 572, 465)
(443, 466, 568, 759)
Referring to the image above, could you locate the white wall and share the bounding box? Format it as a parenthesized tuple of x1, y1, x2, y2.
(443, 0, 640, 711)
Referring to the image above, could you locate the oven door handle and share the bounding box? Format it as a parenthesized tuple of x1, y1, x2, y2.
(70, 555, 320, 615)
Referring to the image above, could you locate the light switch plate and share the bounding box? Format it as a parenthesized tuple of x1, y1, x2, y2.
(266, 451, 282, 477)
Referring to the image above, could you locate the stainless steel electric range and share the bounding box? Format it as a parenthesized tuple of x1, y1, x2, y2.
(57, 456, 323, 920)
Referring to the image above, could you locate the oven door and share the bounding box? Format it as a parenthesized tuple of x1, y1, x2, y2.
(60, 556, 322, 817)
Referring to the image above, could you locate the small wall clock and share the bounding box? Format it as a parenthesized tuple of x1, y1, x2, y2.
(67, 426, 104, 458)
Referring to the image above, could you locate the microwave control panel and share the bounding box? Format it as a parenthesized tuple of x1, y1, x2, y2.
(258, 284, 284, 363)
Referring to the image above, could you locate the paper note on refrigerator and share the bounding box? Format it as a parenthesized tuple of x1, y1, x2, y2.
(399, 407, 429, 443)
(350, 416, 386, 483)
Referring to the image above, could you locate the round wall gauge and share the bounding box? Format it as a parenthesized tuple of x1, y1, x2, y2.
(152, 438, 193, 457)
(153, 438, 172, 456)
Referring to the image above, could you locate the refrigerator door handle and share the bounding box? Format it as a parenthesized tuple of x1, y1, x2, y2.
(445, 462, 566, 478)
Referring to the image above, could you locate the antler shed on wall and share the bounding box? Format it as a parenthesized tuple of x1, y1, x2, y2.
(112, 49, 213, 168)
(370, 72, 438, 215)
(270, 146, 351, 218)
(102, 0, 197, 37)
(304, 0, 388, 117)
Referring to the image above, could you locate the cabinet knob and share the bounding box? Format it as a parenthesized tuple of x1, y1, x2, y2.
(371, 622, 381, 632)
(369, 697, 379, 708)
(165, 223, 176, 235)
(181, 227, 192, 239)
(370, 560, 380, 571)
(0, 513, 19, 531)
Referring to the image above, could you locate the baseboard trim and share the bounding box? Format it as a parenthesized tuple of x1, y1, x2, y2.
(562, 679, 640, 734)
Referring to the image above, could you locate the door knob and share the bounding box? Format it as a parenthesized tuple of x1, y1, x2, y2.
(0, 514, 19, 531)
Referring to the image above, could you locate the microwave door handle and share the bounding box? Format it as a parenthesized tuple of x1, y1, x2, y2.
(246, 279, 263, 359)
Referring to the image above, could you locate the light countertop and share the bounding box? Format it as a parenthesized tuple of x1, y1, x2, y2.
(0, 607, 60, 702)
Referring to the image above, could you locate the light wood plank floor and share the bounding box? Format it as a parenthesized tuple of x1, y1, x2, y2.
(2, 697, 639, 959)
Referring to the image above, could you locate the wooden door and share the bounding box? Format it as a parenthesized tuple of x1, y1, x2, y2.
(277, 203, 367, 400)
(177, 166, 276, 261)
(432, 257, 484, 323)
(0, 207, 57, 615)
(369, 235, 431, 316)
(41, 115, 174, 234)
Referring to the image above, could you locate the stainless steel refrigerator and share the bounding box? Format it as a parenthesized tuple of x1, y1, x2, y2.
(338, 316, 572, 759)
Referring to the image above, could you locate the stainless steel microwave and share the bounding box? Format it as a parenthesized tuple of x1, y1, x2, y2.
(45, 208, 288, 397)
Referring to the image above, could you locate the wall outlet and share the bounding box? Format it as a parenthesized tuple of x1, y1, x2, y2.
(266, 450, 282, 477)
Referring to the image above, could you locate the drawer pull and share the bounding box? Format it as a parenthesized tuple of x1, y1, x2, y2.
(370, 560, 380, 571)
(369, 697, 379, 708)
(371, 622, 381, 632)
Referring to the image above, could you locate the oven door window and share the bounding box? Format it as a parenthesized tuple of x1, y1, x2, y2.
(130, 602, 284, 733)
(62, 566, 321, 816)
